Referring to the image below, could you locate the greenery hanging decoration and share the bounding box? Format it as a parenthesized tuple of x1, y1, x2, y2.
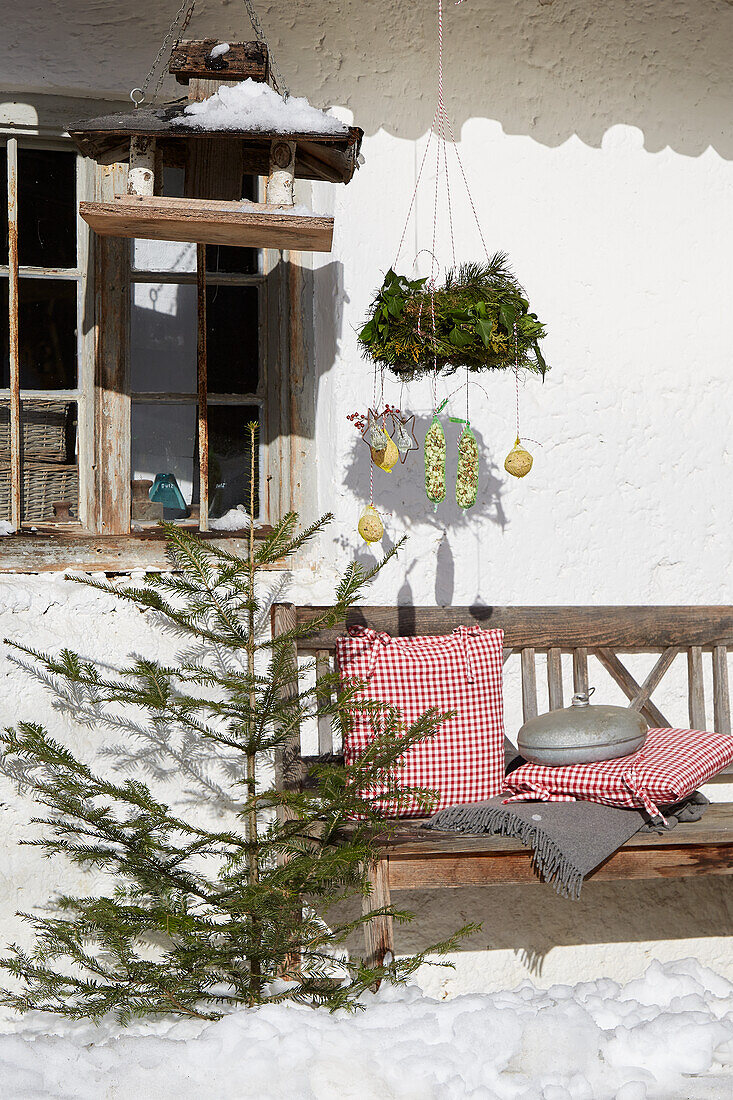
(358, 255, 548, 381)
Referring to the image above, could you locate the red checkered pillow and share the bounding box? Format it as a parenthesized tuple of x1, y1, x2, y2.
(503, 726, 733, 820)
(336, 625, 505, 817)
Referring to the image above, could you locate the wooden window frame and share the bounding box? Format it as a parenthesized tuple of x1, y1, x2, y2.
(128, 177, 269, 532)
(0, 134, 95, 532)
(0, 96, 315, 572)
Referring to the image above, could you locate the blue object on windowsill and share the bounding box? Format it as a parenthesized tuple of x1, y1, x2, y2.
(149, 473, 188, 519)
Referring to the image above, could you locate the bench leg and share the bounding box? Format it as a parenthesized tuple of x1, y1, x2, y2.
(362, 857, 394, 972)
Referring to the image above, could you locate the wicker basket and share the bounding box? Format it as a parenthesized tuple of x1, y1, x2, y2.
(0, 401, 70, 463)
(0, 462, 79, 522)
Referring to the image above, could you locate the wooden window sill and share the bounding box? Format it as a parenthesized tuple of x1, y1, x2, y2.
(0, 526, 279, 574)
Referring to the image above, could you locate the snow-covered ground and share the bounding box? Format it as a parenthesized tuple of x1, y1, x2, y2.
(1, 958, 733, 1099)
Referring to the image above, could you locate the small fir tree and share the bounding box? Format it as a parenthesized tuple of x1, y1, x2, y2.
(0, 425, 468, 1022)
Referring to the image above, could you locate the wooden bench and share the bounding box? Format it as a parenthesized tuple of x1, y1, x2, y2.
(272, 604, 733, 965)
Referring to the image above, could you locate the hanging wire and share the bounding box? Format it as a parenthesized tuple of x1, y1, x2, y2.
(394, 0, 489, 271)
(131, 0, 291, 108)
(241, 0, 290, 99)
(513, 321, 521, 440)
(131, 0, 197, 107)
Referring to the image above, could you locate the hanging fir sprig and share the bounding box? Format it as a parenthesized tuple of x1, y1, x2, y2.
(359, 255, 548, 380)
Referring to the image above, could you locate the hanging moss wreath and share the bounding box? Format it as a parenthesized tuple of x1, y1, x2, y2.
(358, 253, 548, 380)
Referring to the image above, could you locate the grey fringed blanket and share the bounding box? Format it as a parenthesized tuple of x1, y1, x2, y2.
(424, 791, 709, 899)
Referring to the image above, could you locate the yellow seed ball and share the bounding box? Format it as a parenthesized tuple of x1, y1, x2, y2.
(374, 437, 399, 472)
(504, 438, 533, 478)
(358, 505, 384, 543)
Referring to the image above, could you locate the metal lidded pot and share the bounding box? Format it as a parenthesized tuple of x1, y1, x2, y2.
(517, 688, 647, 767)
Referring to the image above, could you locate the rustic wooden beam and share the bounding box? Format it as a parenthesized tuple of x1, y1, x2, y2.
(387, 844, 733, 890)
(594, 649, 670, 728)
(169, 40, 269, 85)
(80, 196, 334, 252)
(713, 645, 732, 737)
(547, 648, 563, 710)
(94, 162, 130, 535)
(521, 648, 538, 722)
(271, 603, 306, 796)
(688, 646, 706, 730)
(362, 859, 394, 971)
(196, 244, 209, 531)
(366, 802, 733, 856)
(573, 646, 589, 694)
(628, 646, 681, 714)
(0, 530, 273, 573)
(6, 137, 20, 530)
(316, 650, 333, 756)
(293, 606, 733, 651)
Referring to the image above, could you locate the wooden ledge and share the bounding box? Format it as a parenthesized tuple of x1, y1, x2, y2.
(359, 803, 733, 889)
(80, 196, 334, 251)
(0, 527, 277, 573)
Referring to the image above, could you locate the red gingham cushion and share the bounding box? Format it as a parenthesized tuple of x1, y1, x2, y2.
(503, 726, 733, 820)
(337, 625, 505, 817)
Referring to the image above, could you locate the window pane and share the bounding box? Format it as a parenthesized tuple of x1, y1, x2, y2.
(206, 285, 259, 393)
(130, 282, 196, 392)
(209, 404, 259, 519)
(18, 149, 77, 268)
(0, 399, 78, 523)
(18, 278, 77, 388)
(0, 146, 7, 266)
(205, 244, 258, 276)
(0, 279, 7, 387)
(131, 402, 260, 524)
(132, 167, 195, 273)
(132, 401, 197, 519)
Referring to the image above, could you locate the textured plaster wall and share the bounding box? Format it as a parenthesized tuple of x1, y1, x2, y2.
(1, 0, 733, 997)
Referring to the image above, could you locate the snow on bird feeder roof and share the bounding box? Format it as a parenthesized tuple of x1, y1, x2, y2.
(179, 78, 349, 136)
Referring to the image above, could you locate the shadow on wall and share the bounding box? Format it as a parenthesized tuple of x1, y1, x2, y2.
(275, 0, 733, 157)
(342, 413, 507, 534)
(335, 876, 733, 981)
(336, 413, 507, 604)
(7, 2, 733, 159)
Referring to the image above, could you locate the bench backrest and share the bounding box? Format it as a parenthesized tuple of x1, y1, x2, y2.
(271, 605, 733, 778)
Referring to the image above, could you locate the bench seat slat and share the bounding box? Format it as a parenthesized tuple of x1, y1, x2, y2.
(388, 843, 733, 889)
(338, 802, 733, 857)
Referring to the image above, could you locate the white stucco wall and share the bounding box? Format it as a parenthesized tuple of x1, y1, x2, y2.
(1, 0, 733, 997)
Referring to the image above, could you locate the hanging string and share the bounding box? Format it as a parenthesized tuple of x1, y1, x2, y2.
(513, 322, 521, 441)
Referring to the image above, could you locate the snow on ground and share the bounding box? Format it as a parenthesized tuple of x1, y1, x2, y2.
(181, 78, 349, 135)
(1, 959, 733, 1099)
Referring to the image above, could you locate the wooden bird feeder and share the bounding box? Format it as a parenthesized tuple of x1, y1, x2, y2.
(70, 39, 364, 253)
